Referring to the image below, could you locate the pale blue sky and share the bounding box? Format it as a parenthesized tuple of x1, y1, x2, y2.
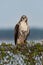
(0, 0, 43, 29)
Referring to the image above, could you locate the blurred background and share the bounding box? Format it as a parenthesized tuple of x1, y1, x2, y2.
(0, 0, 43, 42)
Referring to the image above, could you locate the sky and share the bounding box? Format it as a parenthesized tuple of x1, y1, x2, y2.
(0, 0, 43, 29)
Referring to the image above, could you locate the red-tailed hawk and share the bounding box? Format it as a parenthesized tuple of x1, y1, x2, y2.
(14, 15, 30, 44)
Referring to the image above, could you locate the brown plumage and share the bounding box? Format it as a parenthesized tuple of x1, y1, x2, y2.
(14, 15, 30, 45)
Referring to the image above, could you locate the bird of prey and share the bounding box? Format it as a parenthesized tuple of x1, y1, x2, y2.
(14, 15, 30, 45)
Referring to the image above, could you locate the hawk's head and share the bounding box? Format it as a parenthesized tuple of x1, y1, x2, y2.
(20, 15, 28, 23)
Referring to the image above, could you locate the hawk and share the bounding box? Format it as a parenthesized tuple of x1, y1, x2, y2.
(14, 15, 30, 44)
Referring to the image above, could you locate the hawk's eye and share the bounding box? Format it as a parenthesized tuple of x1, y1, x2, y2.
(22, 17, 24, 20)
(20, 17, 24, 21)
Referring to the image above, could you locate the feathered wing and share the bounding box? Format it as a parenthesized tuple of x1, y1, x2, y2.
(24, 25, 30, 42)
(14, 23, 19, 44)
